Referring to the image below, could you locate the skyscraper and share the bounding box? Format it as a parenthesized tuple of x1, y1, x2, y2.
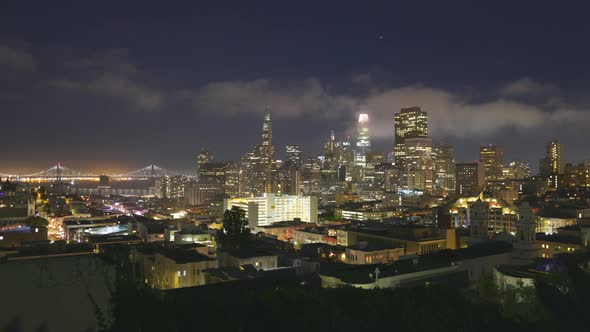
(324, 130, 337, 166)
(394, 107, 428, 166)
(455, 162, 485, 196)
(539, 139, 565, 190)
(547, 139, 565, 175)
(196, 148, 214, 178)
(260, 106, 275, 167)
(503, 160, 531, 180)
(479, 145, 504, 181)
(403, 137, 433, 193)
(285, 144, 302, 169)
(355, 113, 371, 167)
(239, 107, 277, 197)
(433, 143, 456, 196)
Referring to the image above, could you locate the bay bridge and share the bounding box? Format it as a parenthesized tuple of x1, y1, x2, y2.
(0, 163, 190, 182)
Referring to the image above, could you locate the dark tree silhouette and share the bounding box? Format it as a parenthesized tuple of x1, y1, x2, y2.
(24, 216, 48, 228)
(218, 206, 250, 249)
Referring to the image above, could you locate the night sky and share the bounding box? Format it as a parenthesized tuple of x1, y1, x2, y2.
(2, 1, 590, 174)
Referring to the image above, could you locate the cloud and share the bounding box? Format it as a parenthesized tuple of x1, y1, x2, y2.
(189, 78, 358, 118)
(499, 77, 557, 97)
(52, 75, 163, 110)
(190, 77, 590, 140)
(51, 49, 163, 110)
(49, 50, 590, 135)
(0, 45, 36, 71)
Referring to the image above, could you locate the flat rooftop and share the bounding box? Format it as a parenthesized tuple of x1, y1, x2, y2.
(136, 243, 213, 264)
(221, 248, 276, 259)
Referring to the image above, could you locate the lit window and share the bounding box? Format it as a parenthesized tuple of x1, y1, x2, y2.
(0, 236, 3, 240)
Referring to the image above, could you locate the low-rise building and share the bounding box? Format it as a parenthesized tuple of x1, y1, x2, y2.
(0, 226, 48, 248)
(293, 227, 337, 247)
(136, 220, 170, 243)
(255, 220, 319, 242)
(344, 242, 405, 265)
(320, 255, 467, 289)
(132, 244, 217, 290)
(217, 249, 278, 270)
(337, 225, 456, 256)
(334, 208, 403, 221)
(537, 233, 585, 258)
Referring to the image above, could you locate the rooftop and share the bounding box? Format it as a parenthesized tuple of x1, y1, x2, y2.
(536, 233, 582, 245)
(136, 243, 212, 264)
(348, 242, 403, 251)
(259, 220, 316, 228)
(221, 248, 277, 259)
(319, 254, 455, 284)
(86, 234, 143, 244)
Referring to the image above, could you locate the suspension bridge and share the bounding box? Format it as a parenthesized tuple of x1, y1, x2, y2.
(0, 163, 188, 181)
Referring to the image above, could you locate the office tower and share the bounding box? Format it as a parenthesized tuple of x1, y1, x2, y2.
(480, 145, 504, 181)
(324, 130, 337, 164)
(196, 149, 214, 178)
(455, 162, 485, 196)
(260, 106, 275, 165)
(433, 143, 456, 196)
(285, 144, 303, 169)
(503, 160, 531, 180)
(156, 175, 187, 199)
(198, 162, 227, 184)
(301, 158, 321, 195)
(240, 107, 276, 197)
(289, 167, 301, 196)
(355, 113, 371, 167)
(185, 182, 224, 206)
(403, 137, 433, 193)
(394, 107, 428, 166)
(223, 162, 240, 197)
(196, 161, 238, 198)
(239, 150, 256, 196)
(337, 165, 346, 182)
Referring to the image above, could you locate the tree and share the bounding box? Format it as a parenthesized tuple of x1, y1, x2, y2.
(24, 216, 48, 228)
(218, 206, 250, 249)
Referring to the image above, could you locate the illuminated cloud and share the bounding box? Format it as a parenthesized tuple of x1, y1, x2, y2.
(498, 77, 557, 97)
(0, 45, 36, 71)
(190, 78, 358, 118)
(52, 75, 163, 110)
(192, 78, 590, 140)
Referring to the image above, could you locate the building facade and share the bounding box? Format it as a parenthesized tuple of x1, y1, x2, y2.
(223, 194, 318, 226)
(455, 162, 485, 196)
(394, 107, 428, 166)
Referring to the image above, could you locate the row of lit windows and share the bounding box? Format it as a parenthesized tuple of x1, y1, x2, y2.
(541, 243, 576, 252)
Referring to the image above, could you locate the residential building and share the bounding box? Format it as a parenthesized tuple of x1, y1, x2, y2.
(223, 194, 318, 227)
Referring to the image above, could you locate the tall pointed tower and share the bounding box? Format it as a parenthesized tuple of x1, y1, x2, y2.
(512, 201, 540, 265)
(355, 113, 371, 167)
(260, 105, 275, 164)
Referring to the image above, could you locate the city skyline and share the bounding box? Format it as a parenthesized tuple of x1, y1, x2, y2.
(3, 4, 590, 330)
(0, 107, 577, 175)
(2, 1, 590, 172)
